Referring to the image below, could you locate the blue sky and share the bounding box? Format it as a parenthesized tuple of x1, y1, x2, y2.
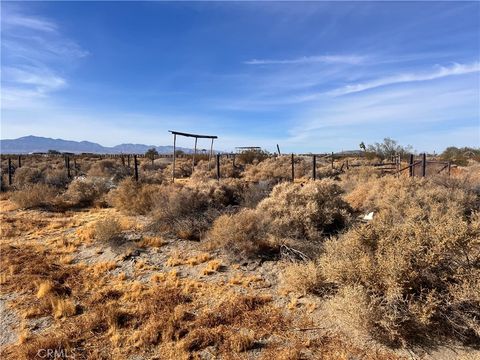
(1, 1, 479, 153)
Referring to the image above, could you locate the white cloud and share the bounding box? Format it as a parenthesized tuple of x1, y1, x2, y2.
(331, 62, 480, 96)
(245, 54, 366, 65)
(4, 14, 57, 32)
(1, 9, 87, 110)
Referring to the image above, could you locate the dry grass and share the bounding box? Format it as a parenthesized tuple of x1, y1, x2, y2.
(206, 181, 352, 259)
(94, 218, 123, 243)
(319, 176, 480, 346)
(10, 184, 59, 209)
(257, 180, 352, 241)
(107, 178, 159, 215)
(280, 261, 325, 295)
(206, 208, 272, 259)
(64, 177, 110, 207)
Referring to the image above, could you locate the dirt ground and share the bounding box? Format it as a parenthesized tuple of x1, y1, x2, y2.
(0, 199, 478, 359)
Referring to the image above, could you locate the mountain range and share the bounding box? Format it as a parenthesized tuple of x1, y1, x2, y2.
(0, 136, 195, 154)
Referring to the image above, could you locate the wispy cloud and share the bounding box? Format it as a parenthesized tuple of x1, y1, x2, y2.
(1, 8, 87, 110)
(4, 14, 57, 32)
(331, 62, 480, 96)
(245, 54, 366, 65)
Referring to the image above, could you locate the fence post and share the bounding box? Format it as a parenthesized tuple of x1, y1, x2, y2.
(422, 153, 426, 177)
(127, 154, 131, 168)
(331, 152, 334, 169)
(66, 156, 71, 178)
(346, 159, 349, 170)
(409, 154, 414, 177)
(8, 158, 12, 185)
(448, 161, 451, 176)
(134, 155, 139, 182)
(216, 154, 221, 180)
(291, 153, 295, 182)
(18, 155, 21, 168)
(312, 155, 316, 180)
(121, 156, 125, 167)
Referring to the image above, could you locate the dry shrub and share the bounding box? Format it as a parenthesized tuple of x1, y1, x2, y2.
(243, 156, 310, 182)
(240, 181, 272, 208)
(107, 178, 159, 215)
(64, 177, 110, 207)
(206, 209, 272, 259)
(280, 261, 324, 295)
(319, 177, 480, 345)
(44, 168, 70, 188)
(191, 157, 242, 180)
(13, 166, 43, 188)
(10, 183, 59, 209)
(150, 180, 244, 240)
(339, 165, 381, 194)
(257, 180, 351, 241)
(87, 159, 129, 180)
(163, 158, 192, 178)
(95, 218, 122, 243)
(206, 181, 351, 259)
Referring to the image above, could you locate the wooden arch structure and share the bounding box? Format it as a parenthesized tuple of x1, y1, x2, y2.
(169, 130, 218, 182)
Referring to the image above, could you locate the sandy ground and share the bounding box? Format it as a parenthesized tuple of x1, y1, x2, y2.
(0, 199, 478, 359)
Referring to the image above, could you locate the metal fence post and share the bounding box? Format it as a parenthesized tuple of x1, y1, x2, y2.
(291, 153, 295, 182)
(134, 155, 139, 182)
(422, 153, 426, 177)
(8, 158, 12, 185)
(216, 154, 221, 180)
(312, 155, 316, 180)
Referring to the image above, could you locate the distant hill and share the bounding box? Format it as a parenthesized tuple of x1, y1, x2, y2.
(0, 135, 194, 154)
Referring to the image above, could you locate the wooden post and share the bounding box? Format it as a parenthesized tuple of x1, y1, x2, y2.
(409, 154, 414, 177)
(121, 156, 125, 167)
(172, 134, 176, 182)
(128, 154, 131, 168)
(422, 153, 426, 177)
(291, 153, 295, 182)
(66, 156, 71, 178)
(18, 155, 21, 168)
(448, 161, 451, 176)
(208, 138, 214, 171)
(8, 158, 12, 185)
(134, 155, 139, 182)
(216, 154, 221, 180)
(331, 152, 334, 169)
(276, 144, 281, 156)
(312, 155, 316, 180)
(192, 137, 198, 172)
(346, 159, 349, 170)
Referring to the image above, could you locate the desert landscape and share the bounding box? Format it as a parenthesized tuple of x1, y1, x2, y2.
(2, 1, 479, 359)
(0, 144, 479, 359)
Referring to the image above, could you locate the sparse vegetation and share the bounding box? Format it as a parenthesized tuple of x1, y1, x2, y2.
(1, 151, 479, 359)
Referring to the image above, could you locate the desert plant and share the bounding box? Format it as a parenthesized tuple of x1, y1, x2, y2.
(107, 178, 160, 215)
(64, 177, 110, 207)
(13, 167, 44, 188)
(88, 159, 129, 180)
(94, 218, 122, 243)
(206, 209, 272, 259)
(10, 184, 59, 209)
(257, 180, 351, 241)
(319, 177, 480, 345)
